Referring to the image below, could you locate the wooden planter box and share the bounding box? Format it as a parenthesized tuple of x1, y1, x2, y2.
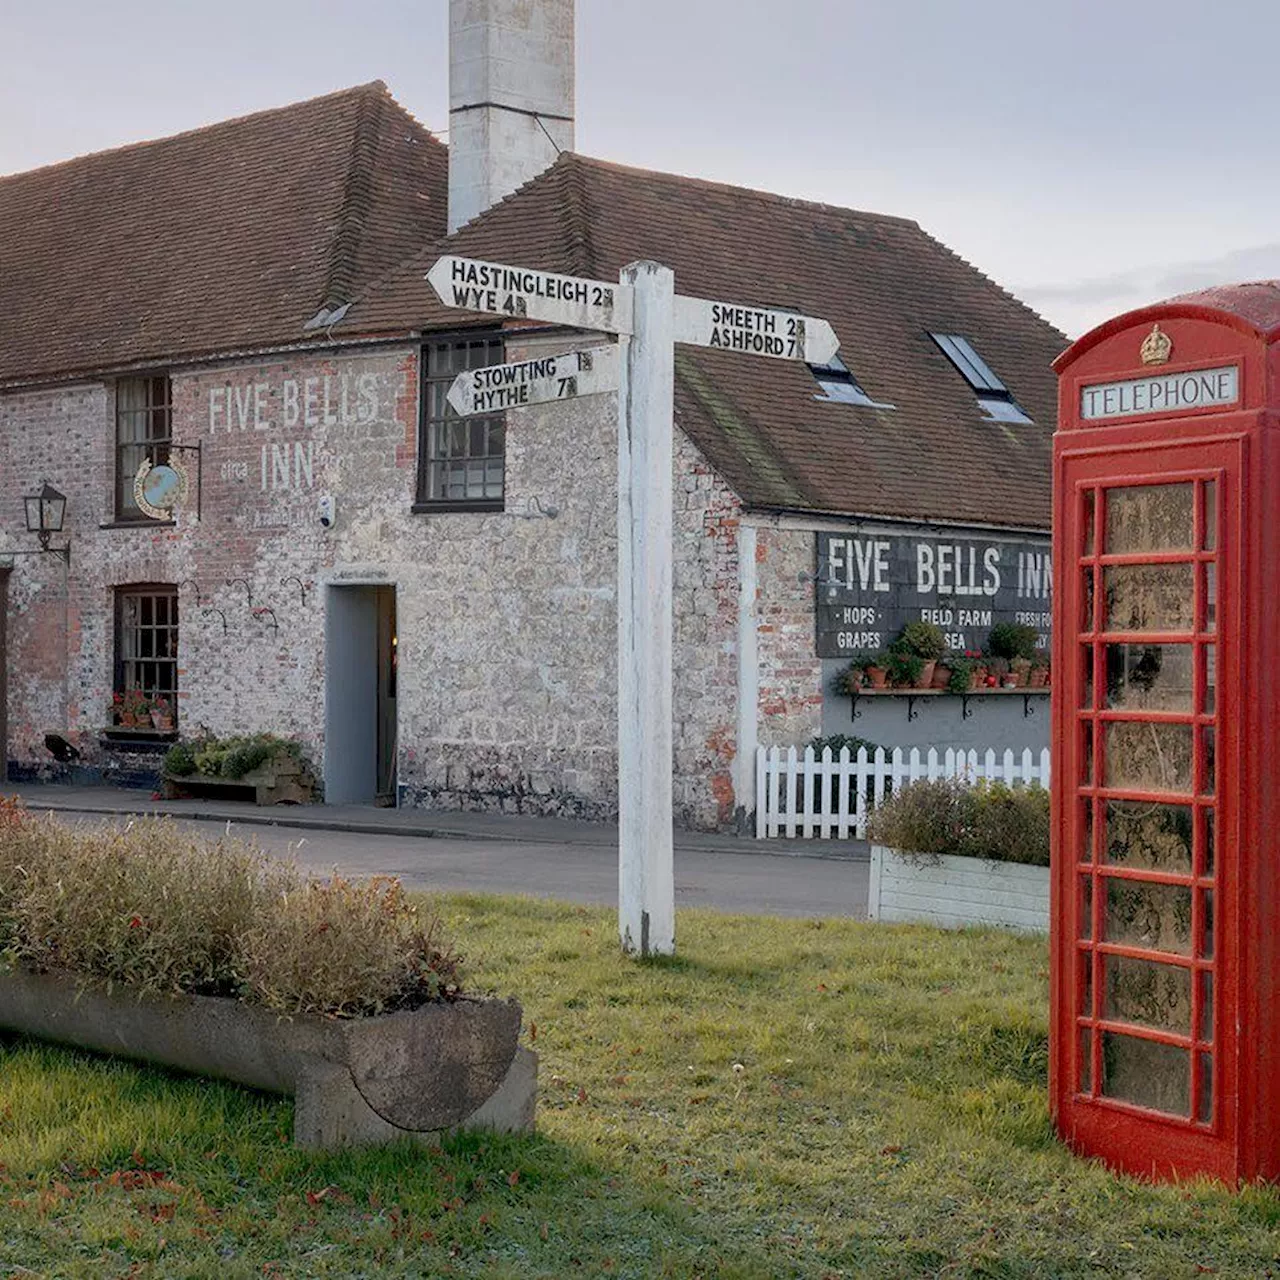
(868, 845, 1050, 933)
(163, 757, 315, 805)
(0, 967, 536, 1149)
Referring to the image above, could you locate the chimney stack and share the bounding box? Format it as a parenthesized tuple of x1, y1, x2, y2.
(448, 0, 575, 234)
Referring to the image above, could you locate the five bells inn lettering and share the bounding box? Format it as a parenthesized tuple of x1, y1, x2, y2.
(815, 531, 1052, 658)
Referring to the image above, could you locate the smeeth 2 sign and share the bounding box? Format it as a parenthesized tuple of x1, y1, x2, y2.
(815, 531, 1052, 659)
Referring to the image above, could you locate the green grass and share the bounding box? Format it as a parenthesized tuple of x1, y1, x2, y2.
(1, 895, 1278, 1278)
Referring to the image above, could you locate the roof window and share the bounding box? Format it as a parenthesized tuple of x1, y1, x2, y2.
(930, 333, 1032, 424)
(809, 352, 894, 408)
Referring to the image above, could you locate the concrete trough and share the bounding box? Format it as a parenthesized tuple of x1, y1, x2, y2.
(0, 968, 537, 1148)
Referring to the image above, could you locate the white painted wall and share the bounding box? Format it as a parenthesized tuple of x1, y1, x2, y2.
(449, 0, 575, 232)
(868, 846, 1050, 933)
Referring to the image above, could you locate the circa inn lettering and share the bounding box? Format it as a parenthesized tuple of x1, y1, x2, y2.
(815, 531, 1052, 658)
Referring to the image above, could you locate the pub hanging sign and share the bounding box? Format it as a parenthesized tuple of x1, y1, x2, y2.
(814, 530, 1052, 659)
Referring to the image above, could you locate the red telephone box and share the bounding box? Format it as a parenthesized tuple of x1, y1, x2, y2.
(1052, 283, 1280, 1182)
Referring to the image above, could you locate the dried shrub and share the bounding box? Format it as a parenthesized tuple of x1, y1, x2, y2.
(0, 801, 460, 1017)
(239, 873, 459, 1018)
(867, 779, 1050, 867)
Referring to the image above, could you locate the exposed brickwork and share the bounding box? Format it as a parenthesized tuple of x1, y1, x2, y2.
(1, 335, 759, 829)
(755, 528, 823, 748)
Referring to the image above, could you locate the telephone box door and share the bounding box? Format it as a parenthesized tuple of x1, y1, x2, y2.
(1054, 441, 1236, 1180)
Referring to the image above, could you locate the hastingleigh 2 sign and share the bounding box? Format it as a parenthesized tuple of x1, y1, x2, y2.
(815, 530, 1052, 658)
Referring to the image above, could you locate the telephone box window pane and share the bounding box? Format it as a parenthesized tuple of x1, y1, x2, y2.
(1202, 644, 1216, 715)
(1202, 481, 1217, 552)
(1104, 800, 1192, 873)
(1081, 569, 1096, 631)
(1104, 955, 1191, 1033)
(1105, 483, 1195, 554)
(1081, 723, 1094, 785)
(1201, 726, 1216, 796)
(1081, 948, 1094, 1009)
(1082, 802, 1095, 865)
(1101, 1032, 1190, 1116)
(1083, 489, 1096, 555)
(1103, 564, 1195, 633)
(1080, 876, 1093, 937)
(1105, 644, 1193, 711)
(1197, 1053, 1213, 1124)
(1203, 563, 1217, 633)
(1080, 646, 1095, 709)
(1103, 722, 1193, 794)
(1079, 1027, 1093, 1093)
(1202, 890, 1215, 960)
(1105, 880, 1193, 955)
(1198, 971, 1214, 1042)
(1203, 809, 1215, 879)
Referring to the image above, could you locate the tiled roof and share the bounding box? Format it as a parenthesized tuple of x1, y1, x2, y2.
(344, 155, 1067, 528)
(0, 82, 447, 387)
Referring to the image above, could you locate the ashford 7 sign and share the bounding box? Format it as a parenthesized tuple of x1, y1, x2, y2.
(815, 530, 1052, 658)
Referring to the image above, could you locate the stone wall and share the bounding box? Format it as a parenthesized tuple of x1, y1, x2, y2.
(0, 332, 753, 829)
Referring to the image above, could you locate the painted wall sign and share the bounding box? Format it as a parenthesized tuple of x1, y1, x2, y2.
(815, 530, 1052, 658)
(446, 345, 619, 415)
(1080, 365, 1238, 421)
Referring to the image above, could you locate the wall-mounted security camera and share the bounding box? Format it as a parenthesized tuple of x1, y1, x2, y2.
(317, 494, 336, 529)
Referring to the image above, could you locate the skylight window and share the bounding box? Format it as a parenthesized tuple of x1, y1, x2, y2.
(930, 333, 1032, 425)
(809, 353, 894, 408)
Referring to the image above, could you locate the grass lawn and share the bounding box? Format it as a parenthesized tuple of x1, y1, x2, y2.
(2, 894, 1279, 1278)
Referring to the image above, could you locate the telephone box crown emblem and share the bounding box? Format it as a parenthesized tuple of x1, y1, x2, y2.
(1140, 323, 1173, 366)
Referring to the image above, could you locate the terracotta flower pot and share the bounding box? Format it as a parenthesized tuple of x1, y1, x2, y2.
(931, 663, 952, 690)
(151, 711, 175, 732)
(121, 712, 138, 728)
(916, 660, 937, 689)
(1029, 667, 1049, 688)
(865, 665, 889, 689)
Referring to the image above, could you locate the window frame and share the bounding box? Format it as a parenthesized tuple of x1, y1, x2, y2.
(113, 584, 179, 727)
(114, 374, 173, 521)
(414, 331, 507, 513)
(929, 332, 1033, 425)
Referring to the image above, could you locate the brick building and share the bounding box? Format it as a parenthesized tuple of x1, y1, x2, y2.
(0, 0, 1066, 828)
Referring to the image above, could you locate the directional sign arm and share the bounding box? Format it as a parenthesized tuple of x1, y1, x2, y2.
(672, 295, 839, 365)
(446, 345, 621, 417)
(427, 256, 633, 335)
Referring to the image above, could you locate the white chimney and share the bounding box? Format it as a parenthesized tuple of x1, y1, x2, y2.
(448, 0, 575, 234)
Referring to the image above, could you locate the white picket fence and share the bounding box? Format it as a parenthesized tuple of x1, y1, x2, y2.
(754, 744, 1051, 840)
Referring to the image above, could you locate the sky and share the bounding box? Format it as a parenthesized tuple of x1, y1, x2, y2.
(3, 0, 1278, 337)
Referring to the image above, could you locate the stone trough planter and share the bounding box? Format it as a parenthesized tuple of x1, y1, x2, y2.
(0, 968, 537, 1149)
(868, 845, 1050, 933)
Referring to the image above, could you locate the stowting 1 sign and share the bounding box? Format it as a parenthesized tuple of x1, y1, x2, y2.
(814, 530, 1053, 659)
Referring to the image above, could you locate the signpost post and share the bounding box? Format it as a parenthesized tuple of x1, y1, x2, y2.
(428, 255, 837, 957)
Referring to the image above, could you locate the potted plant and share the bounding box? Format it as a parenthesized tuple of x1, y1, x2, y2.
(150, 695, 175, 732)
(843, 652, 889, 691)
(117, 689, 151, 728)
(1028, 650, 1050, 688)
(886, 649, 925, 689)
(987, 622, 1038, 664)
(946, 656, 980, 694)
(1009, 656, 1032, 688)
(891, 621, 947, 689)
(931, 652, 954, 689)
(985, 656, 1010, 688)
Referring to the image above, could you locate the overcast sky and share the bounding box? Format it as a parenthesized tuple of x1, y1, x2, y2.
(3, 0, 1277, 337)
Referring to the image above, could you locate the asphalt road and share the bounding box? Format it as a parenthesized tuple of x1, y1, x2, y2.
(60, 814, 869, 919)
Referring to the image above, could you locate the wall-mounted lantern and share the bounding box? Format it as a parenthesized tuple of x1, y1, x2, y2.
(20, 483, 70, 565)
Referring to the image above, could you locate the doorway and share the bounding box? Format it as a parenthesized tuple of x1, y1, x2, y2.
(324, 584, 397, 805)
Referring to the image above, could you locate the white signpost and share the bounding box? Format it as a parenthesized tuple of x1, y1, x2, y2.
(428, 255, 838, 958)
(445, 346, 620, 416)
